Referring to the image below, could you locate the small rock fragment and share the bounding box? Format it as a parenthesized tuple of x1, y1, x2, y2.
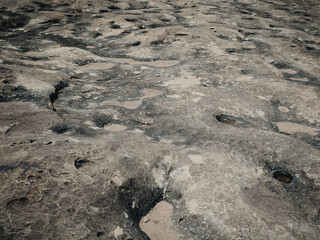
(139, 201, 179, 240)
(103, 124, 127, 132)
(114, 226, 123, 238)
(278, 106, 289, 113)
(111, 175, 123, 186)
(276, 122, 319, 136)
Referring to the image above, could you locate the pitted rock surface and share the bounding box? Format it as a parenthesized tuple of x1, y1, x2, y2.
(0, 0, 320, 239)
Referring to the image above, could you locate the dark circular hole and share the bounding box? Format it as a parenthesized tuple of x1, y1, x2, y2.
(51, 125, 71, 134)
(110, 24, 120, 29)
(130, 41, 141, 46)
(273, 170, 293, 183)
(27, 175, 35, 180)
(97, 232, 105, 237)
(125, 18, 138, 22)
(216, 114, 237, 124)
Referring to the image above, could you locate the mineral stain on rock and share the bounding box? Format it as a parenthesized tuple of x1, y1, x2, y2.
(0, 162, 38, 172)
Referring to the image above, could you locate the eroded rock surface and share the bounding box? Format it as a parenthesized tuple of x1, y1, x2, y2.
(0, 0, 320, 239)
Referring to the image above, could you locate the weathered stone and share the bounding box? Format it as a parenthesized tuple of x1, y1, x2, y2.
(0, 0, 319, 239)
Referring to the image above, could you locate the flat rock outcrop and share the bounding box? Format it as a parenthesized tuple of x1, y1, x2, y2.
(0, 0, 320, 239)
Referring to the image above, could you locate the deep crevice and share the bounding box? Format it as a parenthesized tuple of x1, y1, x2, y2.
(119, 177, 163, 239)
(49, 81, 68, 111)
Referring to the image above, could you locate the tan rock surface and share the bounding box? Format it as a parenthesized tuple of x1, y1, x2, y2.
(0, 0, 319, 239)
(140, 201, 179, 240)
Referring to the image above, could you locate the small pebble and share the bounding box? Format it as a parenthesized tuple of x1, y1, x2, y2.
(278, 106, 289, 113)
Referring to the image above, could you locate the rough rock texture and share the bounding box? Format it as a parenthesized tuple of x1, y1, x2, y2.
(0, 0, 320, 239)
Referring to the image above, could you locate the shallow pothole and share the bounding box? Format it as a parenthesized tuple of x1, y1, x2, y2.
(273, 170, 293, 183)
(119, 178, 163, 223)
(216, 114, 237, 124)
(74, 158, 90, 169)
(51, 124, 71, 134)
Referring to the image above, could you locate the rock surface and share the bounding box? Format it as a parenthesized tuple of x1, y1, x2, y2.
(0, 0, 320, 239)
